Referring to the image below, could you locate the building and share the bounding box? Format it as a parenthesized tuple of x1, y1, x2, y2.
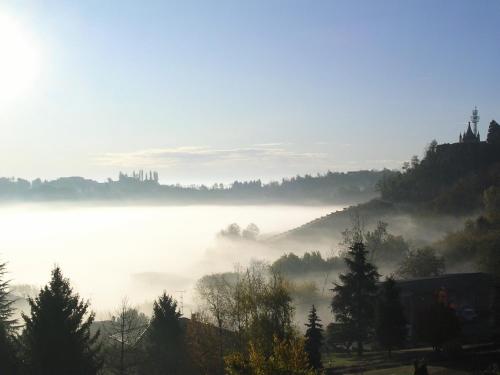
(459, 107, 481, 143)
(396, 273, 500, 344)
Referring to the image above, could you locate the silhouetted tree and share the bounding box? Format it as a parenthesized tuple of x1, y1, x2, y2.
(331, 242, 379, 355)
(304, 305, 323, 370)
(397, 247, 445, 279)
(374, 277, 407, 356)
(242, 223, 260, 240)
(142, 293, 185, 375)
(22, 266, 102, 374)
(0, 261, 19, 374)
(487, 120, 500, 144)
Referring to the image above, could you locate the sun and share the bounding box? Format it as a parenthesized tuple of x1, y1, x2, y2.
(0, 12, 41, 108)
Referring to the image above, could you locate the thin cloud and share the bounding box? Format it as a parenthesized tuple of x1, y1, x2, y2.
(93, 145, 327, 169)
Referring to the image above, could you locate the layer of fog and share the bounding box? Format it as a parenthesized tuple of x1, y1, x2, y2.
(0, 203, 345, 318)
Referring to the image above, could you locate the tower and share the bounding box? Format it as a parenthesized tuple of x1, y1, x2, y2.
(471, 106, 480, 136)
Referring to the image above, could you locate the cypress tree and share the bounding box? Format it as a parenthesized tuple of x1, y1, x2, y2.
(304, 305, 323, 369)
(22, 267, 102, 375)
(374, 277, 407, 356)
(331, 241, 379, 355)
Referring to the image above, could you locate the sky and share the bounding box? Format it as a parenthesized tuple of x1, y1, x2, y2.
(1, 0, 499, 185)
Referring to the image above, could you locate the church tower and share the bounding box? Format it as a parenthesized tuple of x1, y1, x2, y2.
(459, 107, 481, 143)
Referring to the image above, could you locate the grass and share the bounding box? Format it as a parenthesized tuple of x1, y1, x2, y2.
(323, 349, 473, 374)
(363, 365, 468, 374)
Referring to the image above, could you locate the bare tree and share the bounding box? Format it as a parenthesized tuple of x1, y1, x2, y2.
(106, 298, 149, 375)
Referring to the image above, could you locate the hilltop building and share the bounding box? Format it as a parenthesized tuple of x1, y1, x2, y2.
(459, 107, 481, 143)
(118, 170, 159, 184)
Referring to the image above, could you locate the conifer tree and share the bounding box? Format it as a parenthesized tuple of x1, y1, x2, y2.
(487, 120, 500, 144)
(0, 261, 19, 373)
(0, 261, 16, 333)
(22, 266, 102, 375)
(142, 293, 185, 375)
(304, 305, 323, 370)
(374, 277, 407, 356)
(331, 241, 379, 355)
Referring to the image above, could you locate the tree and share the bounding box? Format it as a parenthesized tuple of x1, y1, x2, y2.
(219, 223, 242, 238)
(105, 299, 149, 375)
(374, 277, 407, 356)
(331, 242, 379, 355)
(483, 186, 500, 223)
(397, 247, 445, 279)
(22, 266, 102, 374)
(142, 293, 185, 375)
(487, 120, 500, 144)
(0, 261, 19, 374)
(304, 305, 323, 370)
(225, 335, 315, 375)
(196, 273, 234, 375)
(242, 223, 260, 240)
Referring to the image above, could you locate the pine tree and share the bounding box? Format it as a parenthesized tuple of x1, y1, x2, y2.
(22, 266, 102, 375)
(142, 293, 184, 374)
(304, 305, 323, 369)
(374, 277, 407, 356)
(0, 261, 19, 373)
(0, 261, 16, 333)
(331, 241, 379, 355)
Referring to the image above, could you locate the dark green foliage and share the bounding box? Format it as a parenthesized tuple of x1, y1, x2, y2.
(438, 186, 500, 275)
(0, 262, 16, 333)
(272, 251, 343, 276)
(22, 266, 102, 375)
(364, 221, 410, 266)
(377, 140, 500, 214)
(0, 261, 19, 373)
(416, 296, 460, 351)
(0, 321, 19, 374)
(304, 305, 323, 369)
(374, 277, 406, 355)
(487, 120, 500, 144)
(396, 247, 445, 279)
(331, 242, 379, 355)
(142, 293, 185, 375)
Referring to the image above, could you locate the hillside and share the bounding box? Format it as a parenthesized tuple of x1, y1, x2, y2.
(272, 128, 500, 251)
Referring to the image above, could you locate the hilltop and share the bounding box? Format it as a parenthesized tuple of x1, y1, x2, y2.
(272, 119, 500, 250)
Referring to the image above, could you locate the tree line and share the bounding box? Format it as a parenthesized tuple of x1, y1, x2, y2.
(0, 170, 388, 204)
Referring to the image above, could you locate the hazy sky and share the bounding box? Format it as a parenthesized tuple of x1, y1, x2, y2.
(1, 0, 499, 184)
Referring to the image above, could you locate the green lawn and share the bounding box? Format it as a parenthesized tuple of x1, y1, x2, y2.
(323, 350, 471, 374)
(364, 365, 468, 375)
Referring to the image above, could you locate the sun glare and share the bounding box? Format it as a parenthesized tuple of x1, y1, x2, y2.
(0, 12, 40, 108)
